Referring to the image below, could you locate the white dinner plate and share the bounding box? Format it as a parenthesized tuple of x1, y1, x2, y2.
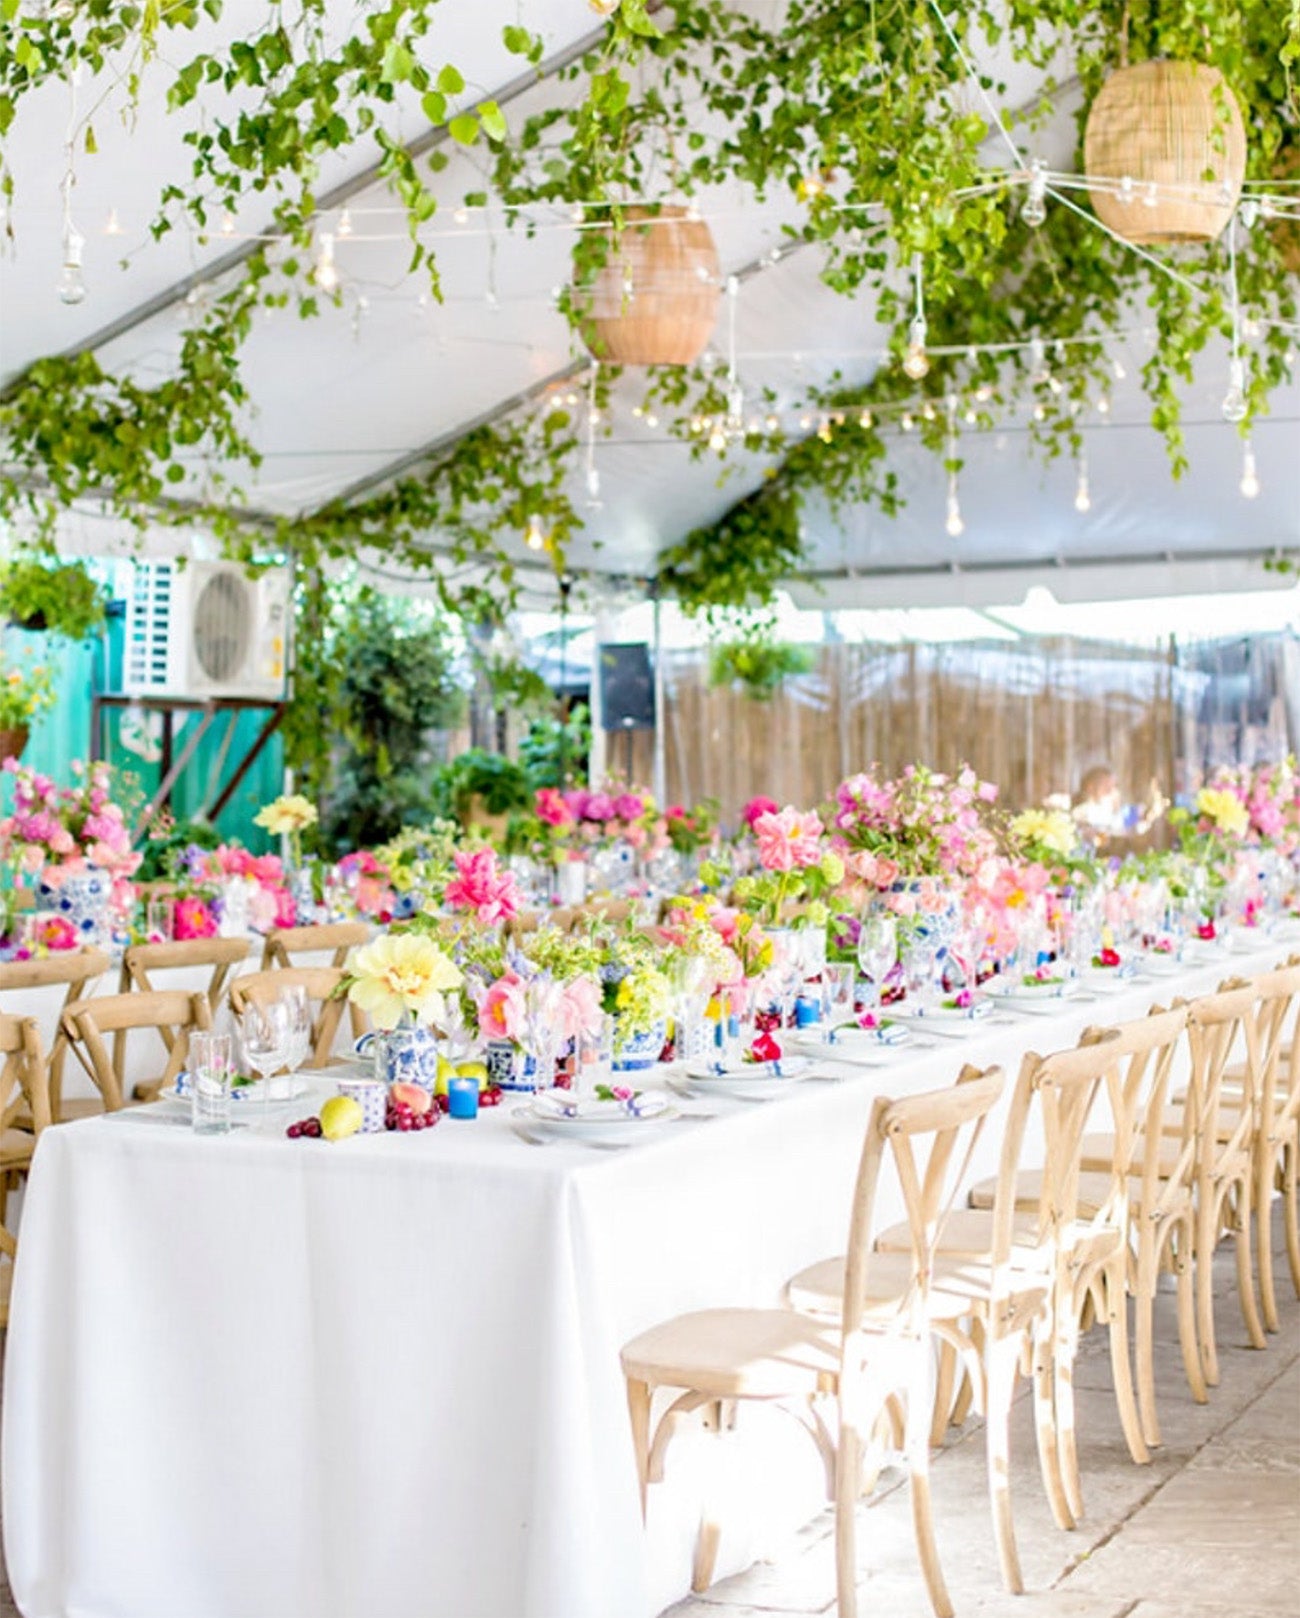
(888, 999, 994, 1027)
(157, 1074, 309, 1105)
(512, 1093, 677, 1140)
(684, 1054, 813, 1083)
(983, 975, 1079, 1002)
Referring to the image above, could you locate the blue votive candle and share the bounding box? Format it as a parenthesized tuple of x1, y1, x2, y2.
(447, 1077, 479, 1119)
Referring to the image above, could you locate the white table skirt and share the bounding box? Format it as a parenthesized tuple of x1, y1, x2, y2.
(2, 935, 1291, 1618)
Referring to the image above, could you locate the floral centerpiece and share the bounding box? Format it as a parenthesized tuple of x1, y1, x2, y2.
(727, 805, 845, 928)
(663, 798, 720, 858)
(164, 843, 296, 938)
(341, 932, 463, 1031)
(253, 792, 318, 865)
(441, 846, 522, 927)
(530, 783, 668, 864)
(832, 764, 1002, 887)
(371, 820, 464, 913)
(0, 759, 141, 946)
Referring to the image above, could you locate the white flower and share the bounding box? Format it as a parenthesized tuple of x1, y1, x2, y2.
(346, 934, 463, 1031)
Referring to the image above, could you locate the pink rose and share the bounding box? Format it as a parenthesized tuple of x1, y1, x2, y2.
(48, 827, 75, 856)
(873, 857, 900, 890)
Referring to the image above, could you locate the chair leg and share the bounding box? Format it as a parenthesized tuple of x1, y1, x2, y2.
(1195, 1201, 1221, 1387)
(1283, 1139, 1300, 1300)
(1134, 1254, 1162, 1449)
(1257, 1152, 1280, 1334)
(1054, 1308, 1085, 1524)
(1173, 1226, 1208, 1407)
(1103, 1264, 1149, 1466)
(905, 1371, 953, 1618)
(930, 1338, 958, 1448)
(626, 1378, 652, 1518)
(985, 1333, 1025, 1592)
(952, 1315, 984, 1426)
(834, 1414, 863, 1618)
(691, 1400, 726, 1594)
(1232, 1184, 1267, 1351)
(1030, 1323, 1074, 1532)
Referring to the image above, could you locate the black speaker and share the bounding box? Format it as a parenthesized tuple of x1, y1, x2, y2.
(598, 642, 656, 731)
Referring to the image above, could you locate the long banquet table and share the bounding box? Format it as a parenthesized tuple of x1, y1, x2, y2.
(3, 934, 1292, 1618)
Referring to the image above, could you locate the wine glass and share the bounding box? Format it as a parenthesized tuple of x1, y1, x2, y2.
(278, 985, 313, 1091)
(856, 914, 898, 1013)
(241, 1002, 291, 1108)
(901, 939, 940, 1015)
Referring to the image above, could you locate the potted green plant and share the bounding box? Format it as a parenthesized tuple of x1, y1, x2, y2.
(0, 658, 55, 760)
(0, 552, 107, 641)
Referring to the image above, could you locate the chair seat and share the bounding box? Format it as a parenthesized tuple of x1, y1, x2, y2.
(877, 1206, 1041, 1256)
(621, 1307, 842, 1398)
(0, 1127, 37, 1168)
(785, 1246, 1037, 1321)
(1077, 1133, 1193, 1178)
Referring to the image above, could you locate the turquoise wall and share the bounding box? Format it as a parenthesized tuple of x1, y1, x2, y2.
(2, 606, 284, 852)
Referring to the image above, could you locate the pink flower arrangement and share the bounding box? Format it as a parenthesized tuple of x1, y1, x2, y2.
(442, 847, 521, 927)
(753, 807, 824, 872)
(1, 760, 142, 885)
(832, 764, 1000, 881)
(535, 788, 572, 827)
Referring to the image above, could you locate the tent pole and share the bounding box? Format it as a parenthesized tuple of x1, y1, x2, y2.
(652, 591, 666, 807)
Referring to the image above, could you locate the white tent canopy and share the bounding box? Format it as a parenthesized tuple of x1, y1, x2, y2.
(2, 0, 1297, 604)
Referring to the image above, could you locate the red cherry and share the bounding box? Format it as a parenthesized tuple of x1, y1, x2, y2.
(303, 1118, 322, 1138)
(434, 1094, 450, 1113)
(479, 1087, 502, 1108)
(286, 1123, 302, 1139)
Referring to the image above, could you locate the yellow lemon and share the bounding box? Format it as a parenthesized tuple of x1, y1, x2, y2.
(455, 1060, 490, 1093)
(319, 1095, 363, 1142)
(435, 1055, 457, 1097)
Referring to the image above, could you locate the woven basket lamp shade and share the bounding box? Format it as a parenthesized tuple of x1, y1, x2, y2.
(1084, 60, 1246, 245)
(579, 206, 720, 365)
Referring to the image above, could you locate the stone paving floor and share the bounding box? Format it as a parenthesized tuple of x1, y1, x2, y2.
(660, 1209, 1300, 1618)
(0, 1216, 1295, 1618)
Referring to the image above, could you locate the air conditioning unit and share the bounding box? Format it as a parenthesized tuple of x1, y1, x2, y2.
(122, 560, 290, 700)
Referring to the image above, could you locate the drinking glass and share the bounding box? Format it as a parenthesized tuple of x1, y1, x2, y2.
(822, 962, 856, 1032)
(856, 914, 898, 1011)
(241, 1002, 291, 1107)
(901, 940, 940, 1014)
(146, 897, 173, 942)
(576, 1014, 615, 1098)
(278, 984, 312, 1093)
(190, 1031, 233, 1135)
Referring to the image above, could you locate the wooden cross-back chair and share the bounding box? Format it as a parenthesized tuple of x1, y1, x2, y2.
(261, 923, 369, 1037)
(0, 947, 112, 1124)
(621, 1064, 1006, 1618)
(61, 990, 212, 1112)
(0, 1013, 49, 1327)
(228, 968, 345, 1070)
(1252, 958, 1300, 1332)
(115, 937, 252, 1095)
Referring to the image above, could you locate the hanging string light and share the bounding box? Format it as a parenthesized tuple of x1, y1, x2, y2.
(1222, 215, 1249, 423)
(1021, 158, 1049, 227)
(1239, 436, 1260, 499)
(1073, 450, 1092, 512)
(524, 513, 549, 551)
(584, 366, 602, 507)
(56, 69, 86, 304)
(902, 253, 930, 380)
(313, 232, 339, 291)
(944, 395, 964, 537)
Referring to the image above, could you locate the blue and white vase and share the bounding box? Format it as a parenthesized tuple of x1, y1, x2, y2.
(39, 865, 113, 947)
(372, 1024, 442, 1096)
(485, 1039, 537, 1092)
(613, 1018, 667, 1072)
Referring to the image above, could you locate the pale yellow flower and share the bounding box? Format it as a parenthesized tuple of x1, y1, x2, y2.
(1012, 808, 1078, 858)
(254, 793, 319, 836)
(345, 933, 464, 1031)
(1195, 787, 1250, 840)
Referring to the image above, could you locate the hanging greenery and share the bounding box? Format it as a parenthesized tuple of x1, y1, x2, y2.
(707, 634, 816, 701)
(0, 0, 1295, 626)
(0, 549, 106, 639)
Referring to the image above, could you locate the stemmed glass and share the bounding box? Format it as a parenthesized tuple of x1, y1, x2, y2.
(277, 985, 312, 1094)
(901, 939, 940, 1015)
(822, 962, 856, 1037)
(241, 1002, 292, 1109)
(856, 914, 898, 1014)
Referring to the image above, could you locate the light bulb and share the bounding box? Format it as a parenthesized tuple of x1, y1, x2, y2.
(337, 209, 353, 238)
(858, 409, 873, 429)
(1074, 473, 1091, 513)
(1021, 159, 1048, 227)
(525, 514, 548, 551)
(1096, 395, 1110, 415)
(945, 494, 964, 538)
(765, 413, 781, 433)
(1028, 335, 1049, 384)
(57, 258, 86, 304)
(1222, 357, 1248, 424)
(798, 414, 812, 431)
(902, 314, 929, 380)
(588, 0, 621, 16)
(57, 226, 86, 304)
(1112, 358, 1127, 381)
(49, 0, 75, 18)
(104, 208, 121, 236)
(901, 412, 913, 432)
(586, 466, 601, 500)
(964, 407, 977, 425)
(644, 413, 658, 429)
(453, 205, 470, 225)
(313, 232, 338, 291)
(708, 426, 727, 452)
(975, 383, 993, 403)
(688, 415, 703, 434)
(817, 421, 833, 443)
(1239, 441, 1260, 499)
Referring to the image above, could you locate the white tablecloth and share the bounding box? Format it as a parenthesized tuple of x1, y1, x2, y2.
(2, 936, 1291, 1618)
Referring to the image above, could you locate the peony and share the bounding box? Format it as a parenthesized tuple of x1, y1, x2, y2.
(535, 787, 572, 827)
(34, 916, 77, 952)
(558, 974, 603, 1041)
(254, 793, 319, 837)
(741, 795, 779, 828)
(753, 807, 824, 872)
(173, 896, 218, 940)
(345, 933, 463, 1031)
(475, 971, 528, 1043)
(442, 847, 521, 927)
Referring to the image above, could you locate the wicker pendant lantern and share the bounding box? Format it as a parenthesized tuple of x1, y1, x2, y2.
(1083, 60, 1246, 245)
(578, 206, 720, 366)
